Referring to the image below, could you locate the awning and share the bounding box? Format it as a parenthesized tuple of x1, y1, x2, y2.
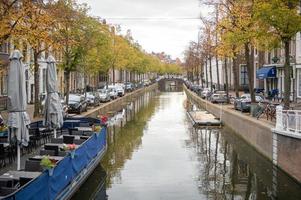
(256, 66, 276, 79)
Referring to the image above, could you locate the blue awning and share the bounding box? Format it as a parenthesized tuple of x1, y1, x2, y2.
(256, 66, 276, 79)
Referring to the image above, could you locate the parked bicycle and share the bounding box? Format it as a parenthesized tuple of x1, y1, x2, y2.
(255, 101, 278, 121)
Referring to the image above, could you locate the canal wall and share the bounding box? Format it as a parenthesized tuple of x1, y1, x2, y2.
(83, 83, 158, 118)
(184, 86, 301, 183)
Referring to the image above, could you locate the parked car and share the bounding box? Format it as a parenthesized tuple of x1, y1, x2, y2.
(234, 94, 263, 112)
(98, 89, 111, 102)
(201, 88, 212, 99)
(125, 82, 134, 92)
(86, 92, 100, 107)
(191, 84, 202, 95)
(115, 85, 125, 97)
(209, 92, 228, 104)
(107, 88, 118, 99)
(67, 94, 87, 114)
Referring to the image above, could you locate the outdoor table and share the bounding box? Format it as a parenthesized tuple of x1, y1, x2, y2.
(74, 127, 92, 132)
(29, 155, 64, 162)
(0, 171, 41, 180)
(44, 143, 79, 149)
(64, 120, 81, 128)
(0, 143, 10, 148)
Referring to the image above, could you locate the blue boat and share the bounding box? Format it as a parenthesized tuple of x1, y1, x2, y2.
(0, 117, 107, 200)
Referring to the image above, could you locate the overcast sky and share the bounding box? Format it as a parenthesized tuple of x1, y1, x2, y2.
(78, 0, 208, 60)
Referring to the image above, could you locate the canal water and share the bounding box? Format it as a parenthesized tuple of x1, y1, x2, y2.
(73, 89, 301, 200)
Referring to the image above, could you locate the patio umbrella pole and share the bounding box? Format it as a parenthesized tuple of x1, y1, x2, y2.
(54, 128, 57, 138)
(17, 145, 20, 170)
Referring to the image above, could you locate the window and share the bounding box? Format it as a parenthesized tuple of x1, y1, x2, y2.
(298, 70, 301, 97)
(42, 68, 46, 93)
(240, 65, 248, 86)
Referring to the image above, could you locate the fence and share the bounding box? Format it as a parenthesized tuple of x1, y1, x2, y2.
(275, 106, 301, 138)
(0, 96, 7, 111)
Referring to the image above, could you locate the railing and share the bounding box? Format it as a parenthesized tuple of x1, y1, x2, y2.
(0, 96, 8, 111)
(274, 106, 301, 138)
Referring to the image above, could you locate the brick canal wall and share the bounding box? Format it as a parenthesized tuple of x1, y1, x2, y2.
(184, 86, 301, 183)
(83, 83, 158, 118)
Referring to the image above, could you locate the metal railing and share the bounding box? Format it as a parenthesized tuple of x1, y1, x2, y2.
(275, 106, 301, 138)
(0, 96, 8, 111)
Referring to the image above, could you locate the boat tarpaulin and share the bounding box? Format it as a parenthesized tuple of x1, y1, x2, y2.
(6, 127, 106, 200)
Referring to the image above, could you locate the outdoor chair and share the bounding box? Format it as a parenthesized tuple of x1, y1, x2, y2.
(79, 122, 90, 127)
(74, 139, 85, 145)
(50, 138, 63, 144)
(68, 128, 78, 135)
(44, 145, 59, 156)
(19, 177, 32, 187)
(39, 149, 56, 156)
(63, 135, 74, 144)
(84, 131, 94, 137)
(29, 128, 41, 148)
(24, 160, 43, 172)
(70, 130, 84, 136)
(0, 187, 17, 196)
(80, 136, 89, 140)
(0, 144, 7, 167)
(0, 179, 14, 188)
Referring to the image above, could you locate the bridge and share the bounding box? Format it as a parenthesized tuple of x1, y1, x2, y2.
(157, 77, 184, 91)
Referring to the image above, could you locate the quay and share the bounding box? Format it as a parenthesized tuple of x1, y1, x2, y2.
(184, 85, 301, 184)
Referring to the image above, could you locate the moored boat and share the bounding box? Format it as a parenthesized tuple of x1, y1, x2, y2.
(0, 117, 107, 200)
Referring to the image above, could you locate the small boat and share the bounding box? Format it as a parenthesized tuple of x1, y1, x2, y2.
(187, 110, 222, 127)
(0, 117, 107, 200)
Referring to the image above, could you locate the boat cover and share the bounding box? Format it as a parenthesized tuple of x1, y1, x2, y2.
(4, 127, 106, 200)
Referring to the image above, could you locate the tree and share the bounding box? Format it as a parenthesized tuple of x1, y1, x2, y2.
(14, 0, 59, 117)
(255, 0, 301, 108)
(0, 0, 24, 43)
(51, 0, 89, 105)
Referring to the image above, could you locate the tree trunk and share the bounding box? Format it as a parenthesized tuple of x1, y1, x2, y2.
(232, 55, 239, 98)
(216, 56, 220, 90)
(283, 39, 291, 109)
(33, 50, 40, 118)
(209, 56, 213, 91)
(205, 59, 208, 88)
(245, 43, 255, 103)
(112, 65, 115, 85)
(65, 71, 71, 105)
(224, 58, 230, 103)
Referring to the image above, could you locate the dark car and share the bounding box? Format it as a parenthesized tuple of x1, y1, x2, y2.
(234, 94, 263, 112)
(67, 94, 87, 114)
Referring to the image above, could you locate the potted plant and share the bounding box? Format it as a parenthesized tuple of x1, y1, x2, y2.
(40, 156, 56, 176)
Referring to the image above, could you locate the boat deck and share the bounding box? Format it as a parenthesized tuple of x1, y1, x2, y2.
(187, 110, 222, 127)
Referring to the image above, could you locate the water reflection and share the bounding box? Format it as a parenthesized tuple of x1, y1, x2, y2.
(72, 165, 107, 200)
(188, 126, 301, 200)
(74, 91, 301, 200)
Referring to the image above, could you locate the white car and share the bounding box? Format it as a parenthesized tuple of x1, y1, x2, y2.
(115, 85, 125, 96)
(86, 92, 100, 107)
(107, 84, 124, 97)
(107, 88, 118, 99)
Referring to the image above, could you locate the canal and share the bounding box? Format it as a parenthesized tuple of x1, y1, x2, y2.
(73, 89, 301, 200)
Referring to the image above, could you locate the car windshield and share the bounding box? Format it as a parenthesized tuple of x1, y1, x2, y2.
(99, 89, 107, 93)
(69, 95, 80, 102)
(241, 94, 250, 99)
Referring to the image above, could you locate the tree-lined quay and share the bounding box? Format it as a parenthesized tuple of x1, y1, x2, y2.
(185, 0, 301, 109)
(0, 0, 182, 118)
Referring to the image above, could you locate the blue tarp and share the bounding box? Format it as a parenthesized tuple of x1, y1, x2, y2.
(256, 66, 276, 79)
(4, 120, 107, 200)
